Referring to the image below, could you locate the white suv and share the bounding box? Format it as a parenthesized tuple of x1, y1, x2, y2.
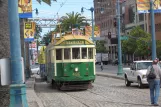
(124, 60, 152, 88)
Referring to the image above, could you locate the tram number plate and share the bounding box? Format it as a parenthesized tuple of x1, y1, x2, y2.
(73, 72, 80, 77)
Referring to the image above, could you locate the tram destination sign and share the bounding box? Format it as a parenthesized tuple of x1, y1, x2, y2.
(64, 40, 85, 45)
(57, 39, 93, 45)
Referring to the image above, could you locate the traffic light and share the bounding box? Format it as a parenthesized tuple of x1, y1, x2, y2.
(36, 8, 39, 15)
(81, 7, 84, 13)
(108, 32, 111, 39)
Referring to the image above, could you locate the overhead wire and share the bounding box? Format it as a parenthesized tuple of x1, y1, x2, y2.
(33, 0, 93, 35)
(56, 0, 68, 14)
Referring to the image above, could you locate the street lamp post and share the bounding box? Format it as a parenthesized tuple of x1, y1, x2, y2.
(81, 7, 95, 42)
(150, 0, 157, 60)
(116, 0, 123, 75)
(8, 0, 28, 107)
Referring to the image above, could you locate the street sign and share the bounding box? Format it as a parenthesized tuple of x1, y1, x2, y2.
(121, 35, 128, 40)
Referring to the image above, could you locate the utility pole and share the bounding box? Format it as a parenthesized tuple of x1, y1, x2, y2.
(117, 0, 123, 75)
(150, 0, 157, 60)
(91, 7, 95, 42)
(8, 0, 28, 107)
(81, 7, 95, 42)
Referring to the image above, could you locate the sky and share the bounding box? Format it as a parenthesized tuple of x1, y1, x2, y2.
(32, 0, 94, 36)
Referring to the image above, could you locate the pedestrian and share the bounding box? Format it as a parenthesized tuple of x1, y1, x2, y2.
(146, 59, 161, 106)
(100, 61, 103, 71)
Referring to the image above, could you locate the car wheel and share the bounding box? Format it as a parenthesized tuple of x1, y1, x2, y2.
(125, 77, 131, 86)
(138, 78, 143, 89)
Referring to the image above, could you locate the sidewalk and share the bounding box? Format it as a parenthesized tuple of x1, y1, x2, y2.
(25, 76, 44, 107)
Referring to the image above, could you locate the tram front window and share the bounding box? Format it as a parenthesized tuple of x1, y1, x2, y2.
(64, 48, 71, 59)
(56, 49, 62, 60)
(82, 48, 87, 59)
(72, 48, 80, 59)
(88, 48, 93, 59)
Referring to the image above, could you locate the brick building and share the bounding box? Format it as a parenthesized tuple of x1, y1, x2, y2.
(94, 0, 118, 60)
(94, 0, 161, 61)
(149, 13, 161, 40)
(0, 1, 10, 106)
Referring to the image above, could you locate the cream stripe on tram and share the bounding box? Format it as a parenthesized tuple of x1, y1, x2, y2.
(49, 45, 95, 50)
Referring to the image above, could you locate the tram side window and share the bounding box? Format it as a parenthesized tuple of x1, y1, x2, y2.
(56, 49, 62, 60)
(82, 48, 87, 59)
(72, 48, 80, 59)
(88, 48, 93, 59)
(64, 48, 71, 60)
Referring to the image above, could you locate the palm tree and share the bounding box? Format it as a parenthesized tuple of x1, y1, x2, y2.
(55, 12, 88, 33)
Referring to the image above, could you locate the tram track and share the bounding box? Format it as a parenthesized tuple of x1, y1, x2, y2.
(34, 76, 153, 107)
(63, 89, 151, 107)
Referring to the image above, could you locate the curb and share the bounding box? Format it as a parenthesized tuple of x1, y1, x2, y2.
(96, 73, 125, 80)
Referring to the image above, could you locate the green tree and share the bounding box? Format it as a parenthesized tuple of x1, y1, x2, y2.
(55, 12, 88, 33)
(156, 40, 161, 58)
(42, 31, 53, 45)
(96, 40, 108, 53)
(122, 26, 151, 57)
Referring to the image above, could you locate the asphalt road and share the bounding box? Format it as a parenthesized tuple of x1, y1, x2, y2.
(34, 75, 159, 107)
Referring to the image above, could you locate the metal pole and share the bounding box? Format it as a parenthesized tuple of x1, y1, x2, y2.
(91, 7, 94, 42)
(28, 42, 31, 78)
(8, 0, 28, 106)
(150, 0, 157, 60)
(117, 0, 123, 75)
(24, 42, 27, 79)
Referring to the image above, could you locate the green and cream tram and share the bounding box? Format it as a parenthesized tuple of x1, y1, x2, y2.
(45, 35, 96, 90)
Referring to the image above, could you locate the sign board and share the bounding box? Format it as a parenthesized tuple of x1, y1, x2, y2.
(137, 0, 161, 13)
(85, 26, 100, 37)
(65, 40, 84, 45)
(121, 35, 129, 40)
(24, 22, 35, 42)
(18, 0, 33, 18)
(0, 58, 25, 86)
(29, 41, 37, 48)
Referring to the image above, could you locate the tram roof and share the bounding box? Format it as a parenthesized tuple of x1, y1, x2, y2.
(55, 35, 94, 45)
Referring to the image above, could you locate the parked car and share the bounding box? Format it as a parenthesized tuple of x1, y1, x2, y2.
(124, 60, 152, 88)
(30, 65, 40, 75)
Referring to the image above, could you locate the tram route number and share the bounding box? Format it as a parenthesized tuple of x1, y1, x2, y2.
(72, 72, 80, 77)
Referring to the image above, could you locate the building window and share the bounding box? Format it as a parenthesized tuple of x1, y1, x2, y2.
(139, 14, 144, 22)
(129, 7, 135, 23)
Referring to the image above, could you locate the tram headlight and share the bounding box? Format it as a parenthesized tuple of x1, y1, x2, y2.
(75, 67, 78, 72)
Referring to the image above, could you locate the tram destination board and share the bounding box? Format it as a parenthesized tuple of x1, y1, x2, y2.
(63, 40, 85, 45)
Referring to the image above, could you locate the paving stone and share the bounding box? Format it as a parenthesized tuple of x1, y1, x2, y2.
(34, 76, 158, 107)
